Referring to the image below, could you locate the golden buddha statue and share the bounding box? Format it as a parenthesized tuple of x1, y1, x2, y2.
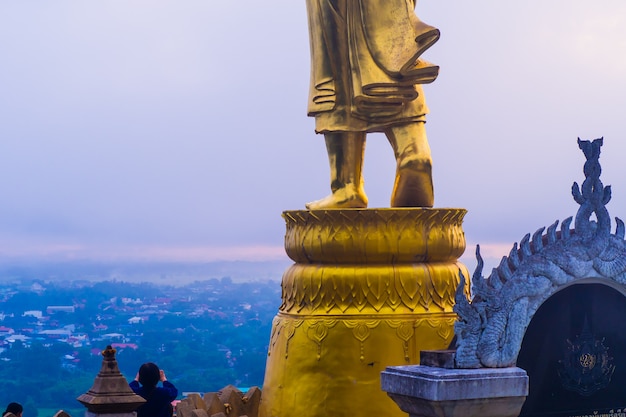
(305, 0, 440, 209)
(259, 4, 468, 417)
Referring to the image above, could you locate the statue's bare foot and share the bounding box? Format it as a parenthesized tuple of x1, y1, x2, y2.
(306, 186, 368, 210)
(391, 158, 434, 207)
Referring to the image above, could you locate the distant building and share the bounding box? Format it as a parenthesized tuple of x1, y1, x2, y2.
(47, 306, 75, 314)
(100, 333, 126, 342)
(67, 334, 89, 347)
(30, 282, 45, 293)
(111, 343, 138, 350)
(39, 329, 72, 338)
(128, 316, 144, 324)
(5, 334, 31, 344)
(23, 310, 43, 319)
(0, 326, 14, 336)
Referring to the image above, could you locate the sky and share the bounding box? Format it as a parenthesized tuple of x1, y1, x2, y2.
(1, 1, 626, 273)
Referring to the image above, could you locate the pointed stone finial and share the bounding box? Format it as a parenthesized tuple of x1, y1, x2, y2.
(572, 137, 612, 240)
(77, 345, 146, 414)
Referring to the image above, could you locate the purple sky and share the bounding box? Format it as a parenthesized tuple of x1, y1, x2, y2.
(1, 1, 626, 273)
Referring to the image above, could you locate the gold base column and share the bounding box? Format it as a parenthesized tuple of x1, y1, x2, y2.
(260, 208, 469, 417)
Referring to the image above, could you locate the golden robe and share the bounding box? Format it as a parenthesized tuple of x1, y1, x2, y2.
(306, 0, 440, 133)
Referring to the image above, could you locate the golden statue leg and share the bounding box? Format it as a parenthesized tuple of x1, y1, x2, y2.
(306, 132, 368, 209)
(386, 122, 434, 208)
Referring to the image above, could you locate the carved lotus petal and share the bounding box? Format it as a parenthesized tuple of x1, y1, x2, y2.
(307, 322, 329, 344)
(334, 272, 353, 304)
(387, 285, 401, 309)
(284, 321, 297, 341)
(396, 322, 414, 342)
(419, 272, 435, 310)
(308, 267, 322, 300)
(322, 279, 336, 312)
(352, 323, 371, 342)
(397, 271, 421, 310)
(436, 320, 453, 340)
(295, 281, 306, 313)
(366, 274, 389, 312)
(354, 286, 367, 311)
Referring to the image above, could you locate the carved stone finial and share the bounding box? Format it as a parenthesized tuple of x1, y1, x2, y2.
(77, 345, 146, 413)
(102, 345, 116, 360)
(572, 137, 612, 242)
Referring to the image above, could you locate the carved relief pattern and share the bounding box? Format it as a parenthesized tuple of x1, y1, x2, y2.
(455, 138, 626, 369)
(282, 208, 467, 264)
(280, 262, 465, 315)
(387, 320, 415, 361)
(268, 315, 456, 362)
(268, 316, 304, 359)
(344, 320, 381, 361)
(306, 319, 339, 360)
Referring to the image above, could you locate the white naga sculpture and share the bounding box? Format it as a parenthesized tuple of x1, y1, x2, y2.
(454, 138, 626, 369)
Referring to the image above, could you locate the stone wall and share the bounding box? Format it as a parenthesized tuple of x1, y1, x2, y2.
(176, 385, 261, 417)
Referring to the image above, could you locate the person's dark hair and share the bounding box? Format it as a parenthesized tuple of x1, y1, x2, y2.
(138, 362, 160, 388)
(4, 402, 22, 416)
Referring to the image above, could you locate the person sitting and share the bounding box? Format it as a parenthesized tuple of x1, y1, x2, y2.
(129, 362, 178, 417)
(2, 403, 22, 417)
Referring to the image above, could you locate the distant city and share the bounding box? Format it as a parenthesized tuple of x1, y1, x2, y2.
(0, 266, 284, 417)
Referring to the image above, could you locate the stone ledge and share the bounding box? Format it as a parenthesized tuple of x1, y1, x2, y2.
(381, 366, 528, 417)
(381, 365, 528, 402)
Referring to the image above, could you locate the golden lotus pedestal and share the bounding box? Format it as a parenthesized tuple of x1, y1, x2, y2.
(260, 208, 469, 417)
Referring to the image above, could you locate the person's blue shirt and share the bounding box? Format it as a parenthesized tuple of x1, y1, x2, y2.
(130, 379, 178, 417)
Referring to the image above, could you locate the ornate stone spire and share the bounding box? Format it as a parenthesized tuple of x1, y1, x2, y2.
(454, 138, 626, 369)
(77, 345, 146, 414)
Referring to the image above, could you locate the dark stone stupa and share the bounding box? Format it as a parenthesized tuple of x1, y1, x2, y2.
(77, 345, 146, 414)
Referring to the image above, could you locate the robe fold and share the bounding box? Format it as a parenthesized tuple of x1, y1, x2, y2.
(306, 0, 439, 133)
